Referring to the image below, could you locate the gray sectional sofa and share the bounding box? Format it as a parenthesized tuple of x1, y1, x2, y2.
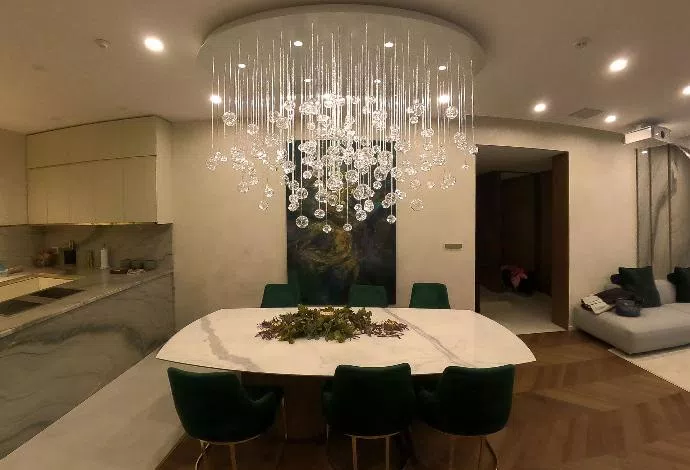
(573, 280, 690, 354)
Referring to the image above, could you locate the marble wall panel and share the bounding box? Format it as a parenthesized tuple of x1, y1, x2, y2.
(0, 274, 174, 458)
(0, 226, 43, 269)
(649, 146, 671, 277)
(670, 146, 690, 268)
(638, 144, 690, 276)
(637, 151, 652, 266)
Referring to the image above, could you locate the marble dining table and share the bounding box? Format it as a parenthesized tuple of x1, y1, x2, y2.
(157, 307, 536, 374)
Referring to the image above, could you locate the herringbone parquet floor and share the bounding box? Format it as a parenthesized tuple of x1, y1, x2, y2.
(159, 331, 690, 470)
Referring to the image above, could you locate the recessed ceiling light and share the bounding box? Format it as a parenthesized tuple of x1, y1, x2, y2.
(238, 63, 246, 69)
(682, 85, 690, 96)
(384, 41, 394, 48)
(439, 95, 450, 104)
(209, 94, 222, 104)
(640, 150, 649, 155)
(438, 65, 447, 71)
(144, 36, 164, 53)
(293, 40, 303, 47)
(304, 78, 312, 83)
(533, 102, 547, 113)
(609, 57, 628, 73)
(604, 114, 617, 123)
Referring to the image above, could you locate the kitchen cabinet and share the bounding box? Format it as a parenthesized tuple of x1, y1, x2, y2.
(27, 168, 50, 224)
(27, 117, 157, 169)
(123, 156, 157, 223)
(26, 117, 172, 224)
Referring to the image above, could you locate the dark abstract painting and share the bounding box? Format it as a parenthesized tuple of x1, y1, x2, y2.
(287, 141, 396, 305)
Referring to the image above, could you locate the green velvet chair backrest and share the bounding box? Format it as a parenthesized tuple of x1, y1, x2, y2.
(409, 283, 451, 309)
(423, 365, 515, 436)
(261, 283, 298, 308)
(348, 284, 388, 307)
(287, 269, 302, 304)
(167, 368, 278, 443)
(324, 363, 415, 436)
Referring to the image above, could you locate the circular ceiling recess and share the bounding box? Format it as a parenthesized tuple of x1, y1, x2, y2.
(198, 5, 485, 74)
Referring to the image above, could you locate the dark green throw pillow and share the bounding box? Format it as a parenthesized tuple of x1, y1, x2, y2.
(668, 267, 690, 303)
(618, 266, 661, 308)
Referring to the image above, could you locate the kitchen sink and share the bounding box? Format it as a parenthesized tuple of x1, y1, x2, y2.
(32, 287, 83, 299)
(0, 299, 43, 316)
(0, 275, 75, 303)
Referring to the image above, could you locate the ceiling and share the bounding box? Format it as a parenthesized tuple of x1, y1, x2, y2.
(2, 0, 690, 136)
(476, 145, 561, 174)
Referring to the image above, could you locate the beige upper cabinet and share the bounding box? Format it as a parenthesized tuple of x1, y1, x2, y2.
(27, 117, 157, 169)
(26, 117, 172, 224)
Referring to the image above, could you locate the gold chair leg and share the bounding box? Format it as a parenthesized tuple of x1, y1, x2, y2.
(477, 436, 484, 470)
(448, 436, 455, 470)
(195, 441, 209, 470)
(385, 435, 390, 470)
(485, 436, 499, 470)
(229, 443, 238, 470)
(351, 436, 358, 470)
(281, 397, 288, 440)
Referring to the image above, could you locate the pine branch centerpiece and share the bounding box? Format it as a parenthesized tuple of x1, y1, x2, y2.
(256, 305, 408, 343)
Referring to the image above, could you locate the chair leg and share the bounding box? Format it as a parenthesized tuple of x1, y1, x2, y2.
(448, 436, 455, 470)
(351, 436, 358, 470)
(477, 436, 483, 470)
(326, 424, 330, 443)
(195, 441, 209, 470)
(385, 435, 390, 470)
(229, 443, 238, 470)
(485, 436, 499, 470)
(281, 397, 288, 440)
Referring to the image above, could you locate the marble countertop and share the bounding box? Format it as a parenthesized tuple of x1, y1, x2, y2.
(0, 268, 173, 339)
(158, 308, 536, 375)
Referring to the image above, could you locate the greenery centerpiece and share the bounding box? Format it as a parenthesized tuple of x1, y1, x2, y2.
(256, 305, 408, 343)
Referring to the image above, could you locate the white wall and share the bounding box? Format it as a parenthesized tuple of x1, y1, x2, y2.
(0, 128, 27, 225)
(475, 117, 637, 321)
(170, 117, 637, 328)
(171, 121, 474, 328)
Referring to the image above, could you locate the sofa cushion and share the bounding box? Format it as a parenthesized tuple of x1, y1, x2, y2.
(619, 266, 661, 307)
(574, 304, 690, 354)
(665, 303, 690, 314)
(668, 267, 690, 302)
(655, 279, 677, 305)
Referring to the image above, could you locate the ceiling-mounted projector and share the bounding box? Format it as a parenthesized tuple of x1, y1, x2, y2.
(624, 125, 672, 148)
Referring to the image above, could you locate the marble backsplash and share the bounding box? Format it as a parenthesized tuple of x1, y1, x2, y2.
(0, 226, 43, 269)
(40, 224, 173, 270)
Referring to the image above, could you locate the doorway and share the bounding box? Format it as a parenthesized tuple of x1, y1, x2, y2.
(475, 145, 569, 333)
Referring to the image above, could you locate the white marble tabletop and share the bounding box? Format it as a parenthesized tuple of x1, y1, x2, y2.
(157, 308, 536, 375)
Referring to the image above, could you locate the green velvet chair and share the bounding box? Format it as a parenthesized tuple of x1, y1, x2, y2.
(348, 284, 388, 307)
(287, 269, 302, 304)
(167, 368, 286, 470)
(417, 365, 515, 470)
(260, 283, 298, 308)
(323, 363, 416, 470)
(409, 282, 451, 309)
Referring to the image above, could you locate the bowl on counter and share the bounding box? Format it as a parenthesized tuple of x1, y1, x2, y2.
(33, 250, 58, 268)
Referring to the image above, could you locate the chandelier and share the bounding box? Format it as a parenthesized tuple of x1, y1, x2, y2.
(202, 6, 483, 233)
